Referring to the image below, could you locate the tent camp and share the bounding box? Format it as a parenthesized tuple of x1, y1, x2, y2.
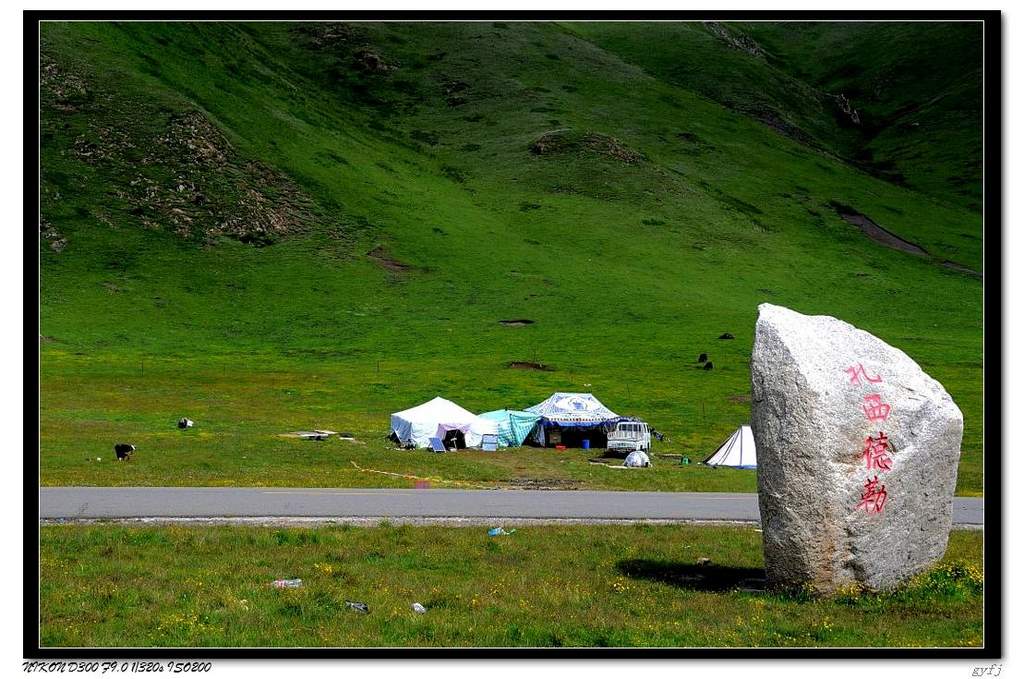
(703, 425, 757, 468)
(526, 392, 619, 448)
(478, 409, 542, 448)
(390, 396, 478, 449)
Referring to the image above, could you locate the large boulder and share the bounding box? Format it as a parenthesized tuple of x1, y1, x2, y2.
(751, 303, 963, 593)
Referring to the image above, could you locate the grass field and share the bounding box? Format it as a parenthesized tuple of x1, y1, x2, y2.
(39, 523, 983, 648)
(38, 22, 985, 494)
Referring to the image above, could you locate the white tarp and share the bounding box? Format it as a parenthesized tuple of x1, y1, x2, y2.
(390, 396, 478, 448)
(703, 425, 757, 468)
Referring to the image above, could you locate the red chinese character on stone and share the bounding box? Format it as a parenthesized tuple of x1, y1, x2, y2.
(862, 432, 891, 471)
(845, 363, 883, 385)
(861, 393, 891, 422)
(857, 475, 888, 513)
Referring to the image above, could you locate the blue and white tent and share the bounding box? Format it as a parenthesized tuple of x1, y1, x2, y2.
(525, 392, 619, 426)
(525, 393, 619, 447)
(478, 409, 542, 448)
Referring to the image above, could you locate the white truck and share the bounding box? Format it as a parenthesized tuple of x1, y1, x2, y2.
(606, 420, 651, 455)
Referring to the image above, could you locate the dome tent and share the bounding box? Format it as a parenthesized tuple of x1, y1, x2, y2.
(390, 396, 477, 449)
(703, 425, 757, 468)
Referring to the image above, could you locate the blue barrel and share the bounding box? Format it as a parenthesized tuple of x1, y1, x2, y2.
(582, 439, 590, 449)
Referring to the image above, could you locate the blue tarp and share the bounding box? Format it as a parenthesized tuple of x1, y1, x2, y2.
(478, 409, 542, 448)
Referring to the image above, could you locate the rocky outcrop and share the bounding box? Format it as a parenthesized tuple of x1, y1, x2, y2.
(704, 22, 766, 59)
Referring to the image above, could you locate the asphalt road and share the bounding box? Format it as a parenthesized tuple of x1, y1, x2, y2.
(38, 487, 985, 526)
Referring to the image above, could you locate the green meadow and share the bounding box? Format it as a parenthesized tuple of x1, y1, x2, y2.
(39, 523, 983, 648)
(39, 22, 984, 493)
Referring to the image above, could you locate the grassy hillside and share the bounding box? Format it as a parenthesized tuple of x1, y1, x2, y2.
(574, 21, 984, 211)
(38, 22, 984, 493)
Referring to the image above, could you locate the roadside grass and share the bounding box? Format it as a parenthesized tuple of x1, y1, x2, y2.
(39, 22, 984, 495)
(39, 524, 983, 647)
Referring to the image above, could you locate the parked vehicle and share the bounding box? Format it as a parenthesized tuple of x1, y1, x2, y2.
(606, 420, 651, 454)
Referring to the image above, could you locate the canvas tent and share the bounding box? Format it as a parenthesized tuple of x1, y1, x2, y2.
(703, 425, 757, 468)
(390, 396, 478, 449)
(464, 416, 500, 449)
(526, 392, 619, 447)
(478, 409, 542, 448)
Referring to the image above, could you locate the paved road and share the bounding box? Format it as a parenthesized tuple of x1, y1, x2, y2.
(38, 487, 985, 526)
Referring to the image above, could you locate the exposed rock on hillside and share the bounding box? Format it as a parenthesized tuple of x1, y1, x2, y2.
(443, 78, 470, 107)
(293, 22, 356, 48)
(40, 54, 324, 246)
(704, 22, 767, 59)
(40, 218, 66, 253)
(354, 49, 396, 74)
(530, 129, 644, 164)
(832, 93, 862, 126)
(40, 56, 89, 111)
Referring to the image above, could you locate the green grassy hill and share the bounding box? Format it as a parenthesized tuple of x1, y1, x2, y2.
(575, 21, 984, 210)
(39, 21, 984, 493)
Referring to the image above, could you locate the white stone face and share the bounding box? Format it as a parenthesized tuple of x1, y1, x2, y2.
(751, 303, 964, 592)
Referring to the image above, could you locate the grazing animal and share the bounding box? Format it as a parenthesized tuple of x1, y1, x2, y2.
(114, 443, 135, 461)
(703, 361, 714, 371)
(177, 418, 194, 429)
(698, 352, 708, 363)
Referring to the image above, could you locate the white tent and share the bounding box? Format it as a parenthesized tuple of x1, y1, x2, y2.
(624, 451, 651, 467)
(436, 414, 500, 449)
(465, 416, 499, 449)
(703, 425, 757, 468)
(390, 396, 478, 449)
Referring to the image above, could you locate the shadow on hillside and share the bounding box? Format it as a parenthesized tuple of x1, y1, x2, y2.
(616, 558, 766, 593)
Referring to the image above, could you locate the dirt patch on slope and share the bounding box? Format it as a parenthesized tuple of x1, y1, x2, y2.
(367, 245, 413, 272)
(507, 361, 554, 372)
(741, 105, 816, 147)
(829, 202, 980, 276)
(829, 202, 928, 256)
(941, 260, 982, 278)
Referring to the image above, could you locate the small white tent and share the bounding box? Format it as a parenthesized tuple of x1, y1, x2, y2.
(465, 416, 499, 449)
(703, 425, 757, 468)
(390, 396, 478, 449)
